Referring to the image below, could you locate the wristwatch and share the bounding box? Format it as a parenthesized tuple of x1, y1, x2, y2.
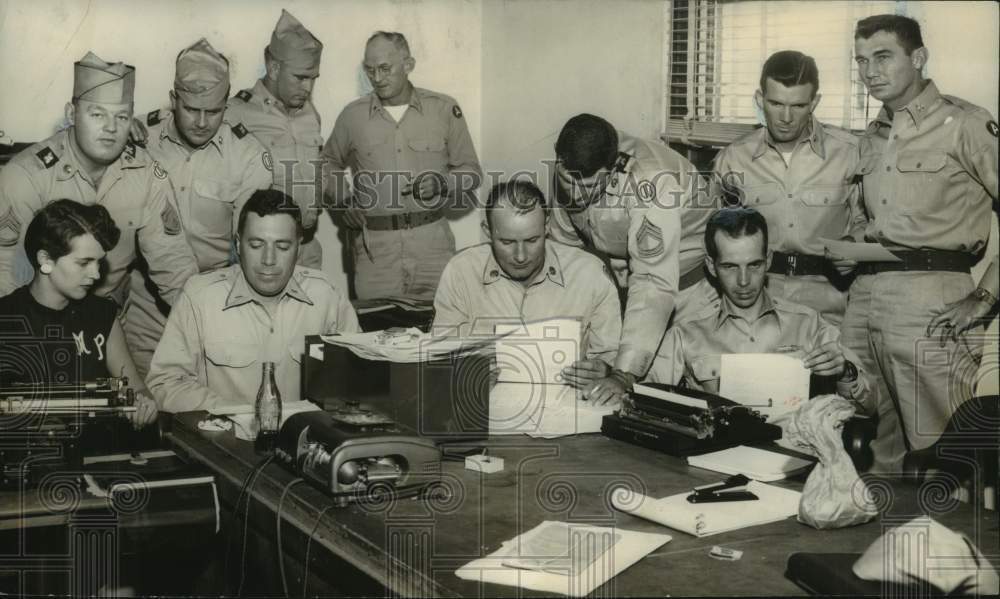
(972, 287, 998, 307)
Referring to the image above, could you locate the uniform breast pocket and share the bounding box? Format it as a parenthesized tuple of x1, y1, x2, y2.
(408, 138, 447, 173)
(205, 340, 257, 369)
(353, 132, 391, 168)
(895, 150, 948, 215)
(798, 183, 851, 233)
(741, 182, 782, 208)
(688, 355, 721, 390)
(191, 180, 236, 236)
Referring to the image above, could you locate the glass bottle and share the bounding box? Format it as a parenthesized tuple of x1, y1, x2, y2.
(254, 361, 281, 454)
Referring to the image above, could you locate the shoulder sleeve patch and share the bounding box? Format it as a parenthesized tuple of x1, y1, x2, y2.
(152, 161, 168, 180)
(35, 147, 59, 169)
(161, 204, 181, 236)
(451, 104, 463, 119)
(0, 206, 23, 247)
(236, 90, 252, 103)
(262, 151, 273, 172)
(613, 152, 631, 173)
(146, 109, 161, 127)
(987, 120, 999, 138)
(634, 216, 665, 259)
(232, 123, 249, 139)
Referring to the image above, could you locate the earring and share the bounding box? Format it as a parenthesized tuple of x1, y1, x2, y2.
(40, 263, 53, 274)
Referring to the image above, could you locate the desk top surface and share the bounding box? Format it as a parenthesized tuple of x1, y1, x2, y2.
(167, 411, 999, 597)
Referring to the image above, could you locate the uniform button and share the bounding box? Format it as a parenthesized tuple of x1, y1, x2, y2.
(787, 193, 793, 199)
(180, 186, 186, 192)
(915, 162, 922, 168)
(749, 337, 756, 342)
(823, 198, 828, 204)
(397, 149, 401, 153)
(881, 199, 887, 204)
(788, 223, 794, 228)
(885, 166, 891, 172)
(754, 198, 760, 203)
(489, 270, 499, 277)
(548, 266, 556, 275)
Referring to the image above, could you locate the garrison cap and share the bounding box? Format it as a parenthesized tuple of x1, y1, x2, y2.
(73, 51, 135, 104)
(174, 38, 230, 108)
(267, 9, 322, 75)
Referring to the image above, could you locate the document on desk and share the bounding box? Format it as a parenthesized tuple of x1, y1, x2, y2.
(720, 353, 810, 419)
(612, 482, 801, 537)
(494, 318, 582, 385)
(820, 238, 902, 262)
(687, 446, 814, 482)
(321, 329, 498, 363)
(456, 520, 671, 597)
(490, 382, 614, 438)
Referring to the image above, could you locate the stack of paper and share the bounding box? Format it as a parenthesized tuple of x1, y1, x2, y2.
(490, 318, 612, 438)
(687, 446, 813, 482)
(490, 382, 614, 438)
(456, 521, 671, 597)
(719, 353, 811, 419)
(612, 482, 801, 537)
(321, 329, 497, 362)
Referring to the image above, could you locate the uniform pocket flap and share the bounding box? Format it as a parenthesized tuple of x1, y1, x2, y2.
(896, 150, 947, 173)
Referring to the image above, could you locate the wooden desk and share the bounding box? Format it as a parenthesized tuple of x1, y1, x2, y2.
(167, 411, 999, 597)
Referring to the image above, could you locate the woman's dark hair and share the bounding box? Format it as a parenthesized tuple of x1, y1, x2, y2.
(24, 199, 121, 268)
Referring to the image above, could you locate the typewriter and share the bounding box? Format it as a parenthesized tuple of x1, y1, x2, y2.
(602, 382, 782, 456)
(0, 377, 138, 488)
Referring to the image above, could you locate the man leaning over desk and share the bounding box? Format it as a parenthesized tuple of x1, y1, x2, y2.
(647, 207, 869, 406)
(432, 180, 623, 403)
(147, 189, 359, 413)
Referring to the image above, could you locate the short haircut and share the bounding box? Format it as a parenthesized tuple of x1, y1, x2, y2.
(704, 207, 769, 261)
(760, 50, 819, 95)
(367, 31, 411, 56)
(485, 180, 547, 230)
(555, 114, 619, 178)
(855, 14, 924, 55)
(24, 199, 121, 268)
(237, 189, 303, 237)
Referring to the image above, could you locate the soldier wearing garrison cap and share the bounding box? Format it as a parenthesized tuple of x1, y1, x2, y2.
(226, 9, 326, 269)
(0, 52, 198, 312)
(123, 39, 274, 377)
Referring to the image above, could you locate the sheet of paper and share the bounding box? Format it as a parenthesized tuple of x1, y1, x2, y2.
(687, 446, 814, 482)
(490, 383, 614, 438)
(456, 521, 670, 597)
(719, 353, 810, 419)
(612, 481, 801, 537)
(494, 318, 582, 385)
(820, 238, 902, 262)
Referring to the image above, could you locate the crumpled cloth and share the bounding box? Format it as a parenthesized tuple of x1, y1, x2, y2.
(782, 394, 878, 529)
(854, 516, 999, 595)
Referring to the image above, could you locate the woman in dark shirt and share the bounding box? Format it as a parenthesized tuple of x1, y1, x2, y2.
(0, 199, 157, 427)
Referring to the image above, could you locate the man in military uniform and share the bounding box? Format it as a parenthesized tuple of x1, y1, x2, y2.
(433, 180, 622, 400)
(712, 50, 866, 327)
(148, 190, 359, 413)
(323, 31, 483, 301)
(225, 9, 325, 268)
(549, 113, 717, 402)
(124, 39, 275, 377)
(842, 15, 998, 471)
(0, 51, 197, 312)
(649, 207, 869, 408)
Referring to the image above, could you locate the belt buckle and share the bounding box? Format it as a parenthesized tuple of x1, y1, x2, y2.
(786, 254, 797, 277)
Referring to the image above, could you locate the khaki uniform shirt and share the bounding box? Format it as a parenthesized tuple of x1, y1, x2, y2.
(712, 117, 867, 255)
(322, 86, 483, 215)
(650, 290, 867, 401)
(432, 242, 622, 364)
(860, 80, 998, 253)
(226, 80, 323, 229)
(147, 264, 360, 413)
(548, 132, 715, 377)
(143, 109, 274, 271)
(0, 129, 197, 305)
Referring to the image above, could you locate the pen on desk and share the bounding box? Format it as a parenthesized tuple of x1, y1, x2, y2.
(775, 345, 802, 354)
